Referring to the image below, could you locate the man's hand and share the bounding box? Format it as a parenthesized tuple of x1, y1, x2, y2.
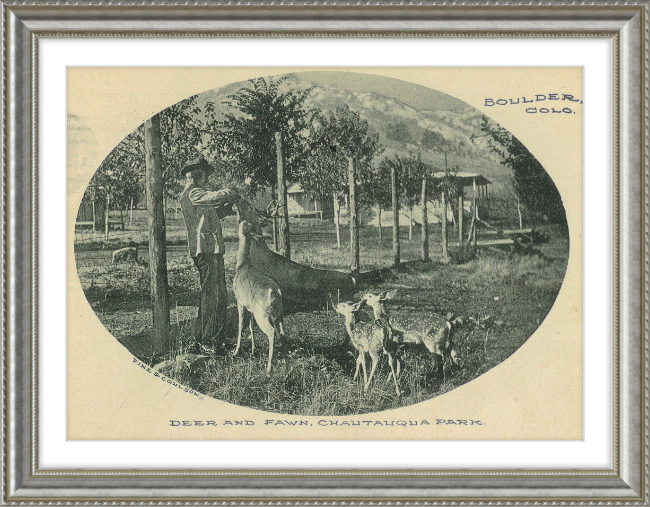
(221, 188, 241, 204)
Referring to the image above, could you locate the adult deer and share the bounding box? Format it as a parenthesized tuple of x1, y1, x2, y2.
(233, 220, 285, 374)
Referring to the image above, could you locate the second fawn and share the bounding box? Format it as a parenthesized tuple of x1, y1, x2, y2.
(333, 300, 401, 396)
(362, 290, 459, 373)
(233, 220, 285, 374)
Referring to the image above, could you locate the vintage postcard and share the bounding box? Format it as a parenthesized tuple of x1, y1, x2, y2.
(67, 67, 582, 440)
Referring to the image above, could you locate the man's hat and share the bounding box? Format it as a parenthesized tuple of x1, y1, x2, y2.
(181, 157, 215, 177)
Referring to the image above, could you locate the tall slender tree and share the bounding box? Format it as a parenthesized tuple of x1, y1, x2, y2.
(204, 76, 317, 194)
(473, 115, 566, 225)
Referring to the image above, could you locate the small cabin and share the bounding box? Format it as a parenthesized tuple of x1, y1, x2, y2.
(287, 183, 324, 218)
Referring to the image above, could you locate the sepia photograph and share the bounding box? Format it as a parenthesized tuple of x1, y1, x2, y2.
(68, 67, 581, 439)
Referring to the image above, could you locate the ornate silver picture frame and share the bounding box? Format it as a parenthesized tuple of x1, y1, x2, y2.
(4, 1, 645, 503)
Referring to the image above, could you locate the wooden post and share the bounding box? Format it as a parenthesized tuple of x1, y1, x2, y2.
(378, 207, 383, 243)
(92, 198, 96, 232)
(473, 205, 478, 247)
(144, 113, 170, 357)
(333, 193, 341, 248)
(441, 190, 448, 257)
(275, 132, 290, 259)
(391, 163, 400, 268)
(130, 197, 134, 224)
(271, 186, 278, 251)
(348, 156, 359, 273)
(104, 191, 110, 242)
(458, 191, 464, 247)
(421, 178, 429, 261)
(469, 178, 477, 245)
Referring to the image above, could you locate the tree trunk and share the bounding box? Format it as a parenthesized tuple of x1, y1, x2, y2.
(409, 206, 413, 242)
(144, 113, 170, 357)
(275, 132, 290, 259)
(391, 164, 400, 268)
(378, 207, 383, 244)
(348, 157, 360, 272)
(421, 179, 429, 261)
(517, 195, 523, 230)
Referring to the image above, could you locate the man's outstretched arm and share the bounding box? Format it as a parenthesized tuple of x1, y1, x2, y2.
(188, 187, 240, 208)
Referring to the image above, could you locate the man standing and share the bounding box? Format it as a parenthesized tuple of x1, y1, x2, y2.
(179, 157, 240, 349)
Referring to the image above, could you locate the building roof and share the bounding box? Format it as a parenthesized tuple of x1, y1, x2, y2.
(433, 172, 491, 187)
(287, 183, 304, 194)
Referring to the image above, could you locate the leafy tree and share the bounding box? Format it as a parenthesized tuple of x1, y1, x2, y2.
(159, 96, 204, 200)
(473, 115, 566, 225)
(397, 153, 436, 242)
(298, 105, 384, 248)
(421, 129, 447, 153)
(204, 76, 317, 194)
(362, 161, 393, 243)
(85, 95, 204, 234)
(386, 121, 413, 146)
(86, 129, 144, 231)
(378, 156, 404, 266)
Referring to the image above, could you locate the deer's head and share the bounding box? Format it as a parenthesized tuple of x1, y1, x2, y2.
(236, 199, 271, 234)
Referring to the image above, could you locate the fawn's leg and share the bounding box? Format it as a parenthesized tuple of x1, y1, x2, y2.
(386, 351, 401, 396)
(365, 353, 378, 392)
(360, 353, 368, 385)
(353, 352, 361, 381)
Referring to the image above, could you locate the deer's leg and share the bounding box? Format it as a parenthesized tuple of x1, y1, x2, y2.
(386, 351, 401, 396)
(360, 353, 368, 386)
(365, 353, 378, 392)
(234, 304, 249, 356)
(249, 318, 255, 355)
(258, 318, 275, 374)
(353, 351, 363, 381)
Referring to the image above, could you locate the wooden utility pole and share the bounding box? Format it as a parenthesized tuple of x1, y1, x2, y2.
(441, 190, 448, 258)
(144, 114, 170, 357)
(421, 178, 429, 261)
(275, 132, 290, 259)
(348, 157, 359, 273)
(391, 163, 400, 268)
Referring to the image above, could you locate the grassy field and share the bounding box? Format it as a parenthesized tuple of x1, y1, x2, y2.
(75, 219, 569, 416)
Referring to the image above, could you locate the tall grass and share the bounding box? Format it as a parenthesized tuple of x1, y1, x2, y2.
(80, 222, 570, 416)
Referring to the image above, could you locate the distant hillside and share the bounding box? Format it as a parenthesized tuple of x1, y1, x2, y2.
(195, 72, 512, 195)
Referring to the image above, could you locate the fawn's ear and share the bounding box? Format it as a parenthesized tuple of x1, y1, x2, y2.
(381, 289, 397, 300)
(351, 301, 364, 312)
